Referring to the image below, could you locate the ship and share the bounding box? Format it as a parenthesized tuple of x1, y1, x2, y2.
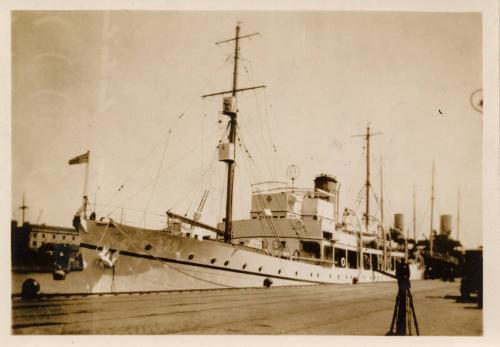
(12, 24, 424, 295)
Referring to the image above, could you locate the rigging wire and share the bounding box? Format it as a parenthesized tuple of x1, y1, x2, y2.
(345, 151, 365, 208)
(167, 126, 228, 215)
(104, 125, 221, 219)
(242, 59, 282, 179)
(236, 126, 299, 249)
(141, 128, 172, 225)
(97, 54, 232, 216)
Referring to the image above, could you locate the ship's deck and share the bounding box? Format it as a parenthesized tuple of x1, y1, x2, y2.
(11, 280, 481, 335)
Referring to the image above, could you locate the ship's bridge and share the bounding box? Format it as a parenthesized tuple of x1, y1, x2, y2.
(249, 175, 339, 224)
(250, 181, 302, 220)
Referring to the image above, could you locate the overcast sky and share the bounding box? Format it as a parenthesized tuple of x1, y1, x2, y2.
(11, 11, 482, 248)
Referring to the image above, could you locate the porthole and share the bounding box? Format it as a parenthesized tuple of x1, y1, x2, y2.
(310, 273, 313, 277)
(210, 258, 216, 264)
(295, 271, 298, 276)
(258, 266, 263, 272)
(145, 244, 152, 251)
(278, 269, 282, 274)
(329, 274, 332, 279)
(242, 263, 247, 269)
(317, 273, 320, 278)
(224, 260, 229, 266)
(188, 254, 194, 260)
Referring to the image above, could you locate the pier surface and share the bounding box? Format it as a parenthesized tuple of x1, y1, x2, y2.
(12, 280, 481, 335)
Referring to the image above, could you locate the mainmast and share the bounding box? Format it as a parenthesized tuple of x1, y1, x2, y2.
(413, 185, 416, 241)
(457, 189, 460, 242)
(429, 161, 435, 253)
(352, 125, 381, 231)
(380, 158, 384, 224)
(202, 24, 265, 243)
(20, 193, 28, 224)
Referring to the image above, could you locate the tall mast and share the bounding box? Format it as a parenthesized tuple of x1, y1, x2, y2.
(380, 158, 384, 224)
(352, 125, 381, 231)
(457, 189, 460, 242)
(413, 185, 416, 241)
(202, 24, 265, 243)
(20, 193, 28, 224)
(223, 24, 240, 243)
(365, 126, 370, 231)
(429, 161, 435, 253)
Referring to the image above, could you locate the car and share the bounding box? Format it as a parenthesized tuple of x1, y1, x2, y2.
(460, 249, 482, 306)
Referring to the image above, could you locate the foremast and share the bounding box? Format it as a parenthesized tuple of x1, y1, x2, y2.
(202, 24, 265, 243)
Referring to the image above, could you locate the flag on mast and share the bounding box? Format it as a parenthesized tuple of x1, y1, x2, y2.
(68, 151, 89, 165)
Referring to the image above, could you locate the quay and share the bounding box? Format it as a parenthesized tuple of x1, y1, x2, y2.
(12, 280, 481, 335)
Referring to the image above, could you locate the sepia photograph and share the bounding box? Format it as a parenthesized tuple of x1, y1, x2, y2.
(5, 2, 499, 340)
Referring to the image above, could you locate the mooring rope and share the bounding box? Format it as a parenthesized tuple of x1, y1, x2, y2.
(108, 219, 234, 288)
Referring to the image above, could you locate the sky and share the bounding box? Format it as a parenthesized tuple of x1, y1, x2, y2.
(11, 11, 483, 248)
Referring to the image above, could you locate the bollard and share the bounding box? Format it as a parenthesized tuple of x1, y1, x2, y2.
(263, 278, 273, 288)
(21, 278, 40, 299)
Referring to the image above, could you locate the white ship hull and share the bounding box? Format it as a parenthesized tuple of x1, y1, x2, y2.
(12, 220, 423, 295)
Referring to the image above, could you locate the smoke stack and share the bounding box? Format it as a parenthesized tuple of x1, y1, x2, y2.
(394, 213, 404, 232)
(440, 214, 452, 236)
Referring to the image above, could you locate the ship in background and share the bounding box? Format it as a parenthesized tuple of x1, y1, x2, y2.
(12, 24, 425, 295)
(387, 163, 466, 282)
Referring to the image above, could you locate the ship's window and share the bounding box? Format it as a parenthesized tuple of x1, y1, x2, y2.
(188, 254, 194, 260)
(281, 241, 286, 248)
(390, 257, 395, 271)
(347, 250, 358, 269)
(310, 272, 313, 277)
(202, 236, 210, 240)
(145, 244, 152, 251)
(42, 234, 45, 238)
(317, 273, 320, 278)
(323, 231, 332, 240)
(324, 245, 333, 261)
(52, 234, 56, 239)
(62, 235, 66, 240)
(242, 263, 247, 269)
(363, 253, 371, 270)
(240, 241, 245, 245)
(371, 254, 379, 270)
(33, 232, 37, 237)
(72, 236, 75, 241)
(300, 241, 320, 259)
(258, 266, 263, 272)
(278, 269, 282, 274)
(295, 271, 298, 276)
(210, 258, 216, 264)
(224, 260, 229, 266)
(334, 247, 346, 268)
(32, 241, 36, 246)
(186, 233, 191, 237)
